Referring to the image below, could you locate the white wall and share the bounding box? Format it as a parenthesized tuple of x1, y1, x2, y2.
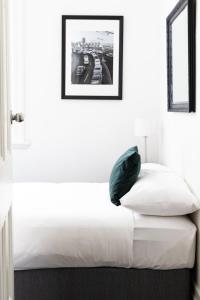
(160, 0, 200, 298)
(161, 0, 200, 189)
(11, 0, 164, 182)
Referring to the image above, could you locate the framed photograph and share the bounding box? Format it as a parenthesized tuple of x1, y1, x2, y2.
(61, 15, 123, 100)
(167, 0, 196, 112)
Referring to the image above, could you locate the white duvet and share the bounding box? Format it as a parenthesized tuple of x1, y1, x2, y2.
(13, 182, 196, 270)
(13, 183, 134, 269)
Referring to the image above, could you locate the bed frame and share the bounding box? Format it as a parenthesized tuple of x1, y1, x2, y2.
(15, 267, 192, 300)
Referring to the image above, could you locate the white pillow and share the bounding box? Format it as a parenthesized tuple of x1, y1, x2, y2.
(120, 163, 200, 216)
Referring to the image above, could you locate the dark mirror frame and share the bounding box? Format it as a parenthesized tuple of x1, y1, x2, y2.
(167, 0, 196, 112)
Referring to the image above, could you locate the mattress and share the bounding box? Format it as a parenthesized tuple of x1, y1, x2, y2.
(13, 182, 196, 270)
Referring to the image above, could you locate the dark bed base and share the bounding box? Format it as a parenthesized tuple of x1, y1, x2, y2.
(15, 268, 192, 300)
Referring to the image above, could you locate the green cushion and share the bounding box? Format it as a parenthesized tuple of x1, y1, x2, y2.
(109, 146, 141, 206)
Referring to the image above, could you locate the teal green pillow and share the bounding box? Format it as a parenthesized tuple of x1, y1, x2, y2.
(109, 146, 141, 206)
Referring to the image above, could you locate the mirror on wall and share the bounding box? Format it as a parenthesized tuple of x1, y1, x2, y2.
(167, 0, 196, 112)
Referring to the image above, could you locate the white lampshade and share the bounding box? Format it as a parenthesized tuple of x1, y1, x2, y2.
(134, 118, 150, 137)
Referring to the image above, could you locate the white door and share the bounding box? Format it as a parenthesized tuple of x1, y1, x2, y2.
(0, 0, 13, 299)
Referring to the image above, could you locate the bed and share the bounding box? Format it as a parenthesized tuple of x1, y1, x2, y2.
(13, 182, 197, 300)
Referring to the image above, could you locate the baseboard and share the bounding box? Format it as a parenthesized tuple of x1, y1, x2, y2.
(194, 284, 200, 300)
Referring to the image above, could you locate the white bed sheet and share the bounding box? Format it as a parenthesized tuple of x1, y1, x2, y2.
(13, 183, 196, 270)
(132, 213, 196, 269)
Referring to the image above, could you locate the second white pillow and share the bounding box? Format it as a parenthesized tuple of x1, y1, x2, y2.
(120, 163, 200, 216)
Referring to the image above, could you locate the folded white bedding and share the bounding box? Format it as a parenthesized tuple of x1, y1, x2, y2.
(13, 183, 196, 270)
(132, 213, 196, 269)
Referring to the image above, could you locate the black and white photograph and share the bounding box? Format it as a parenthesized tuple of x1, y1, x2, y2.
(71, 31, 113, 85)
(62, 16, 123, 99)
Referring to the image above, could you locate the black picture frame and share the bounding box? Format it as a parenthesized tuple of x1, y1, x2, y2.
(61, 15, 123, 100)
(166, 0, 196, 112)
